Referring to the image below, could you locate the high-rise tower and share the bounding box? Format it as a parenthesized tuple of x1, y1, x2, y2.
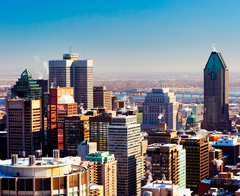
(108, 115, 142, 196)
(6, 99, 41, 158)
(202, 51, 231, 131)
(49, 53, 93, 110)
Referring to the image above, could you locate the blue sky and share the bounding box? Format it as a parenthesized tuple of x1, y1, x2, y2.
(0, 0, 240, 77)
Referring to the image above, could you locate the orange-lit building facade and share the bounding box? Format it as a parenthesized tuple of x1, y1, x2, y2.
(48, 87, 78, 156)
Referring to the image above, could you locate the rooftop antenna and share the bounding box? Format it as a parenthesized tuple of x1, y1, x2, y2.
(83, 51, 85, 59)
(70, 45, 72, 53)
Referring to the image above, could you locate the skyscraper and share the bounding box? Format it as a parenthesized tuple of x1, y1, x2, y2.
(172, 135, 209, 190)
(73, 59, 93, 110)
(202, 50, 231, 131)
(6, 99, 41, 158)
(142, 88, 178, 132)
(11, 69, 42, 100)
(48, 87, 78, 156)
(49, 53, 93, 109)
(108, 115, 142, 196)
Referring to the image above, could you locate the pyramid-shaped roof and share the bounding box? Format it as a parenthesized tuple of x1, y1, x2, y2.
(11, 69, 42, 100)
(205, 51, 227, 72)
(21, 69, 32, 77)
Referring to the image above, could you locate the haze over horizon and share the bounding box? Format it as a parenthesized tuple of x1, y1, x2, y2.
(1, 0, 240, 76)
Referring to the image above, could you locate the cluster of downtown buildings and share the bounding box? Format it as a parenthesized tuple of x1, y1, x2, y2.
(0, 50, 239, 196)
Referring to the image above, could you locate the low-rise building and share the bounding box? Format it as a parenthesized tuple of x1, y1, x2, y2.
(0, 150, 90, 196)
(141, 180, 192, 196)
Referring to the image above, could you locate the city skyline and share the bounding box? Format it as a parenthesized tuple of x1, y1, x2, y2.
(1, 1, 240, 75)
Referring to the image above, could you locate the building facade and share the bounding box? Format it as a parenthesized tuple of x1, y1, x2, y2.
(85, 151, 117, 196)
(93, 86, 112, 110)
(172, 136, 209, 190)
(141, 180, 192, 196)
(0, 151, 89, 196)
(212, 137, 240, 165)
(147, 123, 177, 145)
(89, 114, 112, 151)
(64, 115, 90, 156)
(48, 87, 78, 156)
(146, 143, 186, 188)
(202, 51, 231, 131)
(49, 53, 93, 110)
(6, 99, 41, 158)
(108, 115, 142, 196)
(142, 88, 178, 132)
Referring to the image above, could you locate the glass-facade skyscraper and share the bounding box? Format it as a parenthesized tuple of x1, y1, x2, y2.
(202, 51, 231, 131)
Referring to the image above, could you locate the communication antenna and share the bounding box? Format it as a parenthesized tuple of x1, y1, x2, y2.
(70, 45, 72, 53)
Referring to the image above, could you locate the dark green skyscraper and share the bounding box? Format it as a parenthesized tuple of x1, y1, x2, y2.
(11, 69, 42, 100)
(202, 51, 231, 131)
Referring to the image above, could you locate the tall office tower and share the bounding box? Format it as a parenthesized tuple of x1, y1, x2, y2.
(85, 151, 117, 196)
(108, 115, 142, 196)
(93, 86, 112, 110)
(202, 50, 231, 131)
(89, 112, 116, 151)
(48, 87, 77, 156)
(6, 99, 41, 158)
(73, 59, 93, 110)
(142, 88, 178, 132)
(49, 53, 93, 110)
(172, 135, 209, 190)
(11, 69, 42, 100)
(146, 143, 186, 188)
(64, 115, 90, 156)
(49, 54, 77, 87)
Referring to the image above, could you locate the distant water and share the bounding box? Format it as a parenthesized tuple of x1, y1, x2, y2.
(116, 93, 203, 102)
(0, 90, 240, 106)
(115, 90, 240, 102)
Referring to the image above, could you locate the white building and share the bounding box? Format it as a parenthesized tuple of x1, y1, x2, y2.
(0, 150, 90, 196)
(108, 115, 142, 196)
(142, 88, 178, 131)
(49, 53, 93, 110)
(141, 180, 192, 196)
